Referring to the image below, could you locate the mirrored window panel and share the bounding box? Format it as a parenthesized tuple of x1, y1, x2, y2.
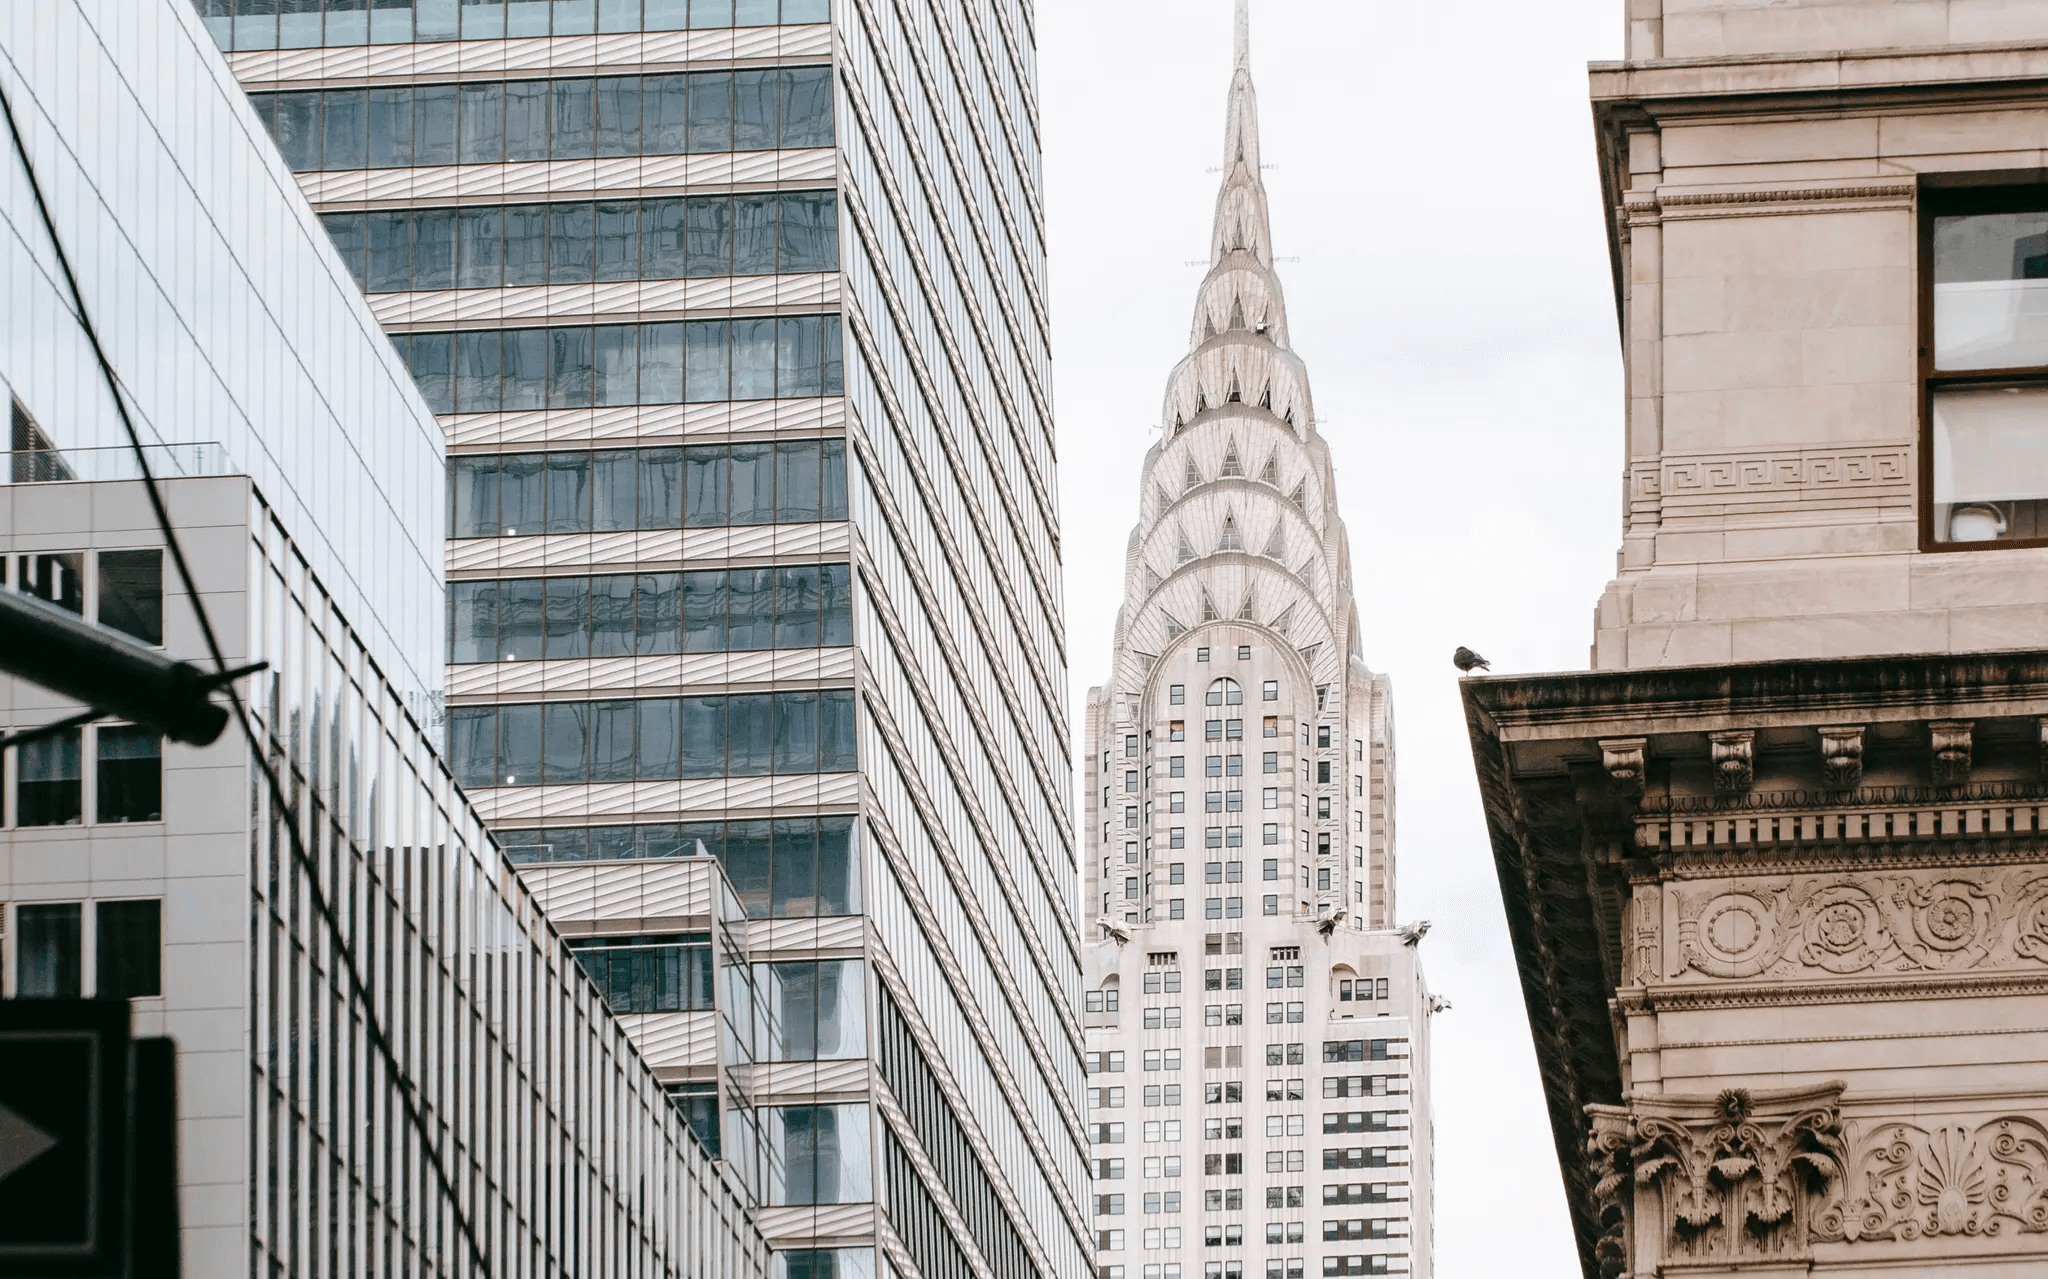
(567, 932, 714, 1013)
(321, 190, 837, 292)
(1929, 197, 2048, 544)
(447, 689, 857, 786)
(250, 68, 833, 171)
(447, 440, 848, 537)
(450, 563, 852, 662)
(766, 1104, 872, 1205)
(200, 0, 830, 50)
(398, 316, 844, 414)
(494, 816, 860, 918)
(756, 959, 865, 1060)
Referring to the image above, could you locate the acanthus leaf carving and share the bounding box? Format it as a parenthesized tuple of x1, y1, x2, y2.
(1710, 730, 1754, 794)
(1814, 1116, 2048, 1244)
(1819, 725, 1864, 791)
(1601, 736, 1647, 799)
(1931, 720, 1974, 788)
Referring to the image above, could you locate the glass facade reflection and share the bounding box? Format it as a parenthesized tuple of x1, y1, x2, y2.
(222, 0, 1087, 1268)
(200, 0, 829, 51)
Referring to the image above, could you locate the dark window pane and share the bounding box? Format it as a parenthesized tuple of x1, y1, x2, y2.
(775, 564, 822, 647)
(681, 695, 726, 778)
(726, 567, 773, 650)
(455, 330, 502, 413)
(459, 81, 505, 163)
(98, 549, 163, 646)
(685, 319, 730, 402)
(590, 825, 639, 860)
(450, 580, 498, 662)
(780, 190, 837, 272)
(320, 212, 370, 289)
(636, 573, 681, 655)
(549, 327, 596, 408)
(589, 700, 636, 781)
(365, 86, 413, 168)
(503, 79, 550, 161)
(774, 438, 820, 523)
(16, 903, 81, 997)
(410, 332, 454, 413)
(552, 78, 597, 159)
(686, 71, 732, 153)
(503, 205, 549, 286)
(685, 196, 731, 277)
(542, 702, 589, 783)
(771, 689, 819, 773)
(590, 574, 638, 658)
(455, 206, 502, 288)
(451, 456, 500, 536)
(726, 693, 773, 775)
(821, 436, 848, 519)
(543, 576, 590, 659)
(549, 202, 595, 283)
(96, 900, 161, 999)
(733, 192, 775, 274)
(681, 570, 726, 653)
(499, 453, 546, 533)
(683, 444, 728, 526)
(449, 706, 497, 787)
(645, 74, 692, 153)
(643, 199, 688, 279)
(321, 90, 368, 170)
(730, 442, 774, 523)
(732, 317, 776, 400)
(17, 729, 82, 826)
(594, 77, 641, 157)
(820, 314, 843, 394)
(270, 91, 321, 171)
(413, 84, 459, 165)
(723, 819, 771, 917)
(593, 325, 639, 406)
(733, 70, 776, 151)
(816, 817, 857, 913)
(544, 451, 592, 533)
(780, 67, 834, 149)
(499, 578, 544, 659)
(638, 447, 685, 528)
(15, 552, 82, 613)
(96, 726, 162, 823)
(770, 819, 818, 917)
(594, 201, 640, 281)
(821, 563, 853, 646)
(639, 323, 684, 403)
(591, 450, 638, 532)
(412, 208, 457, 290)
(503, 327, 548, 408)
(635, 698, 681, 780)
(366, 211, 411, 291)
(777, 316, 823, 398)
(819, 689, 857, 771)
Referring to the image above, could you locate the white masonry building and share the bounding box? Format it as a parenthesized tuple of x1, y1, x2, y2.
(1081, 10, 1435, 1279)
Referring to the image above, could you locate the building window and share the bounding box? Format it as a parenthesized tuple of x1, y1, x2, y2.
(1196, 647, 1210, 662)
(16, 727, 82, 826)
(15, 903, 82, 997)
(97, 549, 163, 645)
(95, 726, 162, 823)
(1926, 189, 2048, 545)
(1170, 684, 1186, 704)
(567, 933, 714, 1013)
(769, 1104, 872, 1205)
(8, 551, 82, 613)
(96, 899, 162, 999)
(759, 959, 866, 1060)
(665, 1082, 722, 1156)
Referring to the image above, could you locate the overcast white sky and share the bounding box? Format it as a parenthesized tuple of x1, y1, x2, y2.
(1039, 2, 1622, 1274)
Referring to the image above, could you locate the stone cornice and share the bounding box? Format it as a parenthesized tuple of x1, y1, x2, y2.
(1589, 39, 2048, 112)
(1617, 969, 2048, 1014)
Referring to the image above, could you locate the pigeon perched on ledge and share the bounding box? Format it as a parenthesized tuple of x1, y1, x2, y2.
(1452, 647, 1490, 673)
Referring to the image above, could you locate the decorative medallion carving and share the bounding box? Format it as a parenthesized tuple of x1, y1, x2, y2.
(1819, 725, 1864, 791)
(1587, 1084, 1844, 1271)
(1815, 1117, 2048, 1243)
(1670, 870, 2048, 983)
(1710, 730, 1754, 794)
(1931, 721, 1974, 787)
(1601, 737, 1647, 798)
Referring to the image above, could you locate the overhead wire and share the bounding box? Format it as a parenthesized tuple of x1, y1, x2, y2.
(0, 68, 491, 1278)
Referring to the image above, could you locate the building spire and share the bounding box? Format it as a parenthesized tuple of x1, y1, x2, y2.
(1192, 0, 1283, 346)
(1234, 0, 1250, 69)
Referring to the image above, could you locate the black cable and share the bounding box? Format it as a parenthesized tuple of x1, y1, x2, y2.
(0, 72, 489, 1277)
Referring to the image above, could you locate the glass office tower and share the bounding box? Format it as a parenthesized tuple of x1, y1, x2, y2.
(209, 2, 1088, 1275)
(0, 3, 766, 1275)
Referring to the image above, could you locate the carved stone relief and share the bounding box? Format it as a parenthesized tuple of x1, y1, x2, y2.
(1931, 721, 1974, 788)
(1815, 1117, 2048, 1243)
(1670, 870, 2048, 984)
(1601, 736, 1647, 798)
(1819, 726, 1864, 791)
(1586, 1085, 1844, 1275)
(1711, 730, 1755, 794)
(1622, 882, 1662, 987)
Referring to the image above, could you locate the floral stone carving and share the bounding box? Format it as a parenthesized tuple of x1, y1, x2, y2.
(1586, 1084, 1845, 1272)
(1815, 1116, 2048, 1243)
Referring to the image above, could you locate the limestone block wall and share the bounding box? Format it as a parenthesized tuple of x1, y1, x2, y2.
(1628, 0, 2048, 60)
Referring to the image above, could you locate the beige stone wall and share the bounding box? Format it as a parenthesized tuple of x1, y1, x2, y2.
(1630, 0, 2048, 60)
(1592, 41, 2048, 668)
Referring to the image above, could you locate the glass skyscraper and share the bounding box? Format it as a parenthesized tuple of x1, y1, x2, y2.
(212, 2, 1087, 1276)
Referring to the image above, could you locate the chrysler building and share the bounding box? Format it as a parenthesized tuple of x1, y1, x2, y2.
(1081, 7, 1436, 1279)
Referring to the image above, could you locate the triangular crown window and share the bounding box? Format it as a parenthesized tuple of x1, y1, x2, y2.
(1218, 514, 1244, 551)
(1184, 457, 1202, 489)
(1220, 442, 1244, 478)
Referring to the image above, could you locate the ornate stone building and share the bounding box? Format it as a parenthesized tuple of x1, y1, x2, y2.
(1464, 2, 2048, 1276)
(1083, 8, 1435, 1279)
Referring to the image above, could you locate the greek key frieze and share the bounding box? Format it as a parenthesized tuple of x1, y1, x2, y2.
(1661, 449, 1910, 497)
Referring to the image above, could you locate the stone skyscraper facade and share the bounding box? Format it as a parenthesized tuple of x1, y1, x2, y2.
(1082, 10, 1434, 1279)
(205, 1, 1086, 1276)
